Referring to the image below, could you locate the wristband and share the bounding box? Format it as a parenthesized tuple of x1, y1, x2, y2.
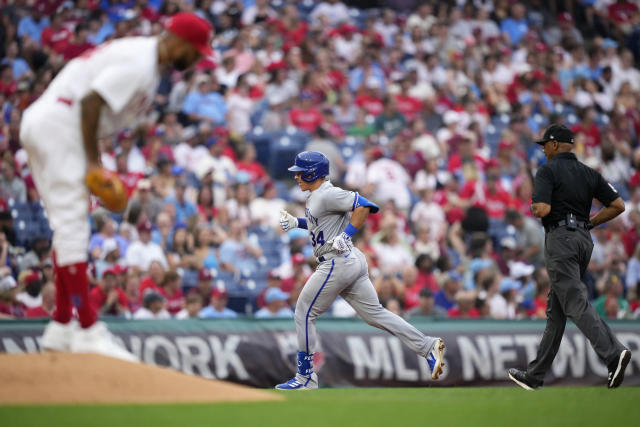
(297, 218, 308, 229)
(344, 223, 358, 237)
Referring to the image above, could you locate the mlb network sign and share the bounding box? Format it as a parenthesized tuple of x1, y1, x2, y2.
(1, 324, 638, 387)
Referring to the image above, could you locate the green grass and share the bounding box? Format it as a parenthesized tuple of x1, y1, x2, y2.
(1, 387, 638, 427)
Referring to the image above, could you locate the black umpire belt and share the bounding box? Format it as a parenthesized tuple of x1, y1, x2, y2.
(544, 219, 590, 233)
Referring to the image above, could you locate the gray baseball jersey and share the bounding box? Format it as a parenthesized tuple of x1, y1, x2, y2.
(292, 181, 440, 381)
(303, 180, 354, 258)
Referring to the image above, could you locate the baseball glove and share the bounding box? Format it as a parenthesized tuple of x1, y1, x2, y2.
(85, 167, 128, 212)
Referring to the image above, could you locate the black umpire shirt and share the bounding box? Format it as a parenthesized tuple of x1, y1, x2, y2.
(531, 152, 619, 228)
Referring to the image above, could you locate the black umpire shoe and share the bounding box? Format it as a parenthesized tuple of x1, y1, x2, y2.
(607, 349, 632, 389)
(508, 368, 543, 391)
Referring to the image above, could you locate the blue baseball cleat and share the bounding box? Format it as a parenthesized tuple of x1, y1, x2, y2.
(426, 338, 445, 380)
(275, 350, 319, 390)
(275, 373, 318, 390)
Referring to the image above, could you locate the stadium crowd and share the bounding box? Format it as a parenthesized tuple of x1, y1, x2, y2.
(0, 0, 639, 321)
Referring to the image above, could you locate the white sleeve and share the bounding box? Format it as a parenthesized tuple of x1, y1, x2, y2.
(90, 65, 145, 113)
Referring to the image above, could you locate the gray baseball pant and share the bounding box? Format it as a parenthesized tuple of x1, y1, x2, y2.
(294, 248, 437, 356)
(527, 227, 626, 382)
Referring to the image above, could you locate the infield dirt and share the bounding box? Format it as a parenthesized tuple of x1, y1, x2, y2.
(0, 353, 282, 405)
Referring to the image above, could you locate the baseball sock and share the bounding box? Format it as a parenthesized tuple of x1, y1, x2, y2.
(58, 262, 96, 329)
(51, 253, 72, 324)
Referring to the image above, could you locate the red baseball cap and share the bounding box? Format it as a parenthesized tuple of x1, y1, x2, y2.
(557, 12, 573, 24)
(24, 271, 42, 286)
(137, 220, 153, 233)
(103, 267, 118, 277)
(198, 268, 213, 281)
(165, 12, 214, 57)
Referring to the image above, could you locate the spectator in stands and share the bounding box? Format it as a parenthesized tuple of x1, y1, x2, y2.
(595, 274, 631, 318)
(124, 271, 141, 313)
(25, 281, 54, 318)
(115, 130, 146, 174)
(190, 268, 214, 306)
(255, 287, 293, 318)
(374, 96, 405, 139)
(89, 212, 125, 259)
(15, 270, 43, 309)
(434, 273, 461, 312)
(175, 293, 204, 319)
(200, 287, 237, 318)
(530, 269, 550, 319)
(182, 73, 227, 125)
(406, 288, 447, 318)
(3, 41, 33, 80)
(125, 179, 163, 224)
(193, 226, 223, 271)
(500, 277, 521, 319)
(366, 153, 412, 212)
(505, 209, 544, 266)
(18, 235, 51, 272)
(159, 270, 184, 316)
(219, 219, 263, 274)
(139, 260, 166, 297)
(289, 92, 323, 133)
(164, 179, 197, 224)
(250, 180, 285, 229)
(125, 221, 168, 272)
(224, 174, 255, 228)
(62, 23, 94, 61)
(89, 268, 129, 317)
(226, 74, 255, 136)
(374, 273, 404, 306)
(372, 215, 414, 273)
(133, 291, 170, 319)
(411, 188, 446, 242)
(17, 7, 50, 44)
(626, 242, 640, 291)
(167, 224, 198, 270)
(448, 290, 481, 318)
(0, 157, 26, 202)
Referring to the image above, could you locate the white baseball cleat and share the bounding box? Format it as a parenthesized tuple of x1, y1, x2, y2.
(41, 319, 78, 352)
(71, 321, 139, 363)
(426, 338, 445, 380)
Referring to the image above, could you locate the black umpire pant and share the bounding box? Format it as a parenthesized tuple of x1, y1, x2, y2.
(527, 226, 625, 382)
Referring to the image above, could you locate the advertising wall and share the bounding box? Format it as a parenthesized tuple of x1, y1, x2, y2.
(1, 319, 638, 387)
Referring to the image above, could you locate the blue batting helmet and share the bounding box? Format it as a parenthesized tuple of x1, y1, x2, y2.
(288, 151, 330, 182)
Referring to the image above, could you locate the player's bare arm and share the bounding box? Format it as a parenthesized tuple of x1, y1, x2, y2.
(349, 206, 370, 229)
(530, 202, 550, 218)
(80, 90, 106, 169)
(589, 197, 625, 227)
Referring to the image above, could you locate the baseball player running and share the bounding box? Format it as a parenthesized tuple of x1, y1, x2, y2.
(19, 12, 213, 361)
(276, 151, 445, 390)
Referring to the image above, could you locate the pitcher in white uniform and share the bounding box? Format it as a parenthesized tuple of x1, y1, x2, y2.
(19, 12, 213, 361)
(276, 151, 446, 390)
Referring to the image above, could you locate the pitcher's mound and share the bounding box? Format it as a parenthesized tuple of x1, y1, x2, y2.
(0, 353, 283, 405)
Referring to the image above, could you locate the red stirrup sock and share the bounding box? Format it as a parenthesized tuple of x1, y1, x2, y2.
(58, 262, 96, 329)
(51, 253, 72, 324)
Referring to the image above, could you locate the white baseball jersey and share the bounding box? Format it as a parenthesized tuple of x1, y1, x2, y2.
(38, 37, 161, 137)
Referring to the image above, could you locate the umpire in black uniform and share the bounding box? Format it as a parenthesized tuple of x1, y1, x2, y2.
(508, 124, 631, 390)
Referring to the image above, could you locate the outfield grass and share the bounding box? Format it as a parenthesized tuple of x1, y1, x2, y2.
(1, 387, 638, 427)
